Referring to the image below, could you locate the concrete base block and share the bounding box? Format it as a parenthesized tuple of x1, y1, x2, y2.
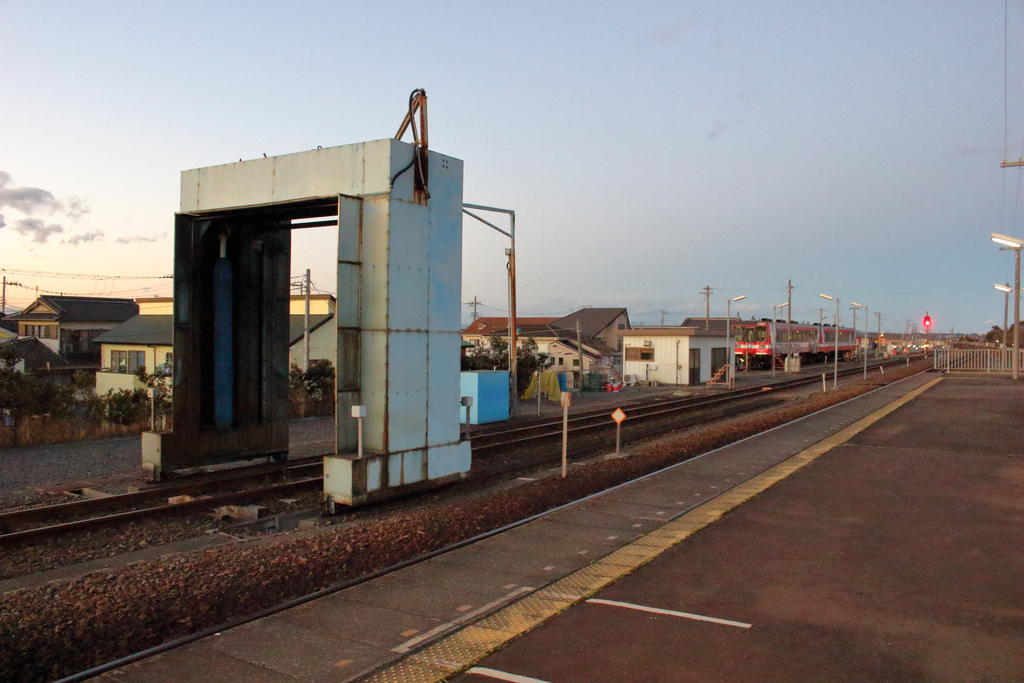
(323, 441, 471, 507)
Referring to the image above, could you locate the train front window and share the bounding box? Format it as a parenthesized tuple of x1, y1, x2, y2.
(738, 326, 767, 343)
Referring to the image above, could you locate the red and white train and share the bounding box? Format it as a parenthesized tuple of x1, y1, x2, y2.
(733, 319, 858, 369)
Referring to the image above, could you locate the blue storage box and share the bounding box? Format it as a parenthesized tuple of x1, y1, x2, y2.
(459, 371, 510, 424)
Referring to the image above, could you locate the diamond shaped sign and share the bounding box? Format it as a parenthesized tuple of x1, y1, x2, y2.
(611, 408, 627, 424)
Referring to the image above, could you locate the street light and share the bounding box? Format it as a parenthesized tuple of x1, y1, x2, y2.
(726, 295, 747, 388)
(772, 302, 789, 378)
(463, 204, 518, 412)
(990, 233, 1022, 380)
(995, 283, 1012, 348)
(819, 293, 839, 389)
(851, 302, 866, 379)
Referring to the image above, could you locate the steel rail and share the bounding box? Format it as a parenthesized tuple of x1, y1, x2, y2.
(0, 478, 322, 545)
(0, 456, 324, 529)
(4, 358, 917, 544)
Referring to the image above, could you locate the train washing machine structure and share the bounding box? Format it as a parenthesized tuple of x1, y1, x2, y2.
(142, 98, 474, 507)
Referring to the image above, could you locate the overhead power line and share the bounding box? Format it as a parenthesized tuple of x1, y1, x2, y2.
(0, 267, 172, 280)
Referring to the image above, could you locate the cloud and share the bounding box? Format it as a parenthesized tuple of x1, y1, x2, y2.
(14, 218, 64, 243)
(61, 196, 90, 220)
(708, 118, 741, 140)
(0, 214, 5, 230)
(0, 172, 60, 214)
(0, 171, 90, 227)
(62, 230, 105, 245)
(115, 235, 159, 244)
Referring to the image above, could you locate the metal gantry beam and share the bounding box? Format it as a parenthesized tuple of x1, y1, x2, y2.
(463, 203, 518, 414)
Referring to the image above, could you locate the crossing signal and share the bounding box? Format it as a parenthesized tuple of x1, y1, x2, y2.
(922, 313, 933, 330)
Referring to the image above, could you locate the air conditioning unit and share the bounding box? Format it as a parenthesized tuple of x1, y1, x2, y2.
(643, 340, 653, 347)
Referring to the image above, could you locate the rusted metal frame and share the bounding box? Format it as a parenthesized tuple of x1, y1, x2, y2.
(395, 90, 430, 202)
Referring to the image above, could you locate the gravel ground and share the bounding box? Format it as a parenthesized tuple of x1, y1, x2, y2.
(0, 416, 336, 509)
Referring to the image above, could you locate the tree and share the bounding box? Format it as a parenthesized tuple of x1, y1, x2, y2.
(463, 336, 551, 391)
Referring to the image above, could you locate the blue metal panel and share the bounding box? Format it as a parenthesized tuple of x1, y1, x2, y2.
(402, 450, 425, 484)
(387, 453, 402, 487)
(387, 199, 430, 331)
(427, 442, 472, 479)
(459, 371, 510, 424)
(387, 331, 428, 453)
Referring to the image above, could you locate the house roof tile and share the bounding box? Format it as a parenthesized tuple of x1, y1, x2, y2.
(11, 295, 138, 323)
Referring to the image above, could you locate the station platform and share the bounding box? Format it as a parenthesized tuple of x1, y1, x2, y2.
(103, 373, 1024, 681)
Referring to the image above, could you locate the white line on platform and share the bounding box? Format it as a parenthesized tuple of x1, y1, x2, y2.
(392, 586, 534, 654)
(586, 598, 751, 629)
(467, 667, 551, 683)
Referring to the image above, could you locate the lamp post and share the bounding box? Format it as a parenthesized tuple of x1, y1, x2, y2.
(463, 204, 518, 412)
(726, 295, 747, 388)
(851, 302, 864, 379)
(991, 233, 1022, 380)
(772, 302, 789, 378)
(994, 283, 1011, 348)
(819, 293, 839, 389)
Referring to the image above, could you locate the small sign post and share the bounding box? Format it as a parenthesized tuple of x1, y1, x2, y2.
(560, 391, 572, 478)
(610, 407, 627, 456)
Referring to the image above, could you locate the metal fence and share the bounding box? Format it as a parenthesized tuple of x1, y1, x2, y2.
(933, 348, 1024, 372)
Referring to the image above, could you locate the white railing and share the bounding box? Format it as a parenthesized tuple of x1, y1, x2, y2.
(933, 348, 1024, 372)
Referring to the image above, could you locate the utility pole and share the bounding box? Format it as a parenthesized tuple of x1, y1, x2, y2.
(700, 285, 713, 330)
(786, 279, 793, 358)
(465, 295, 481, 321)
(659, 310, 668, 327)
(303, 268, 311, 372)
(1003, 283, 1010, 347)
(1, 276, 5, 319)
(576, 318, 584, 393)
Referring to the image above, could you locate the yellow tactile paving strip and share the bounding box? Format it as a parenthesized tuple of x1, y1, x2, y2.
(365, 377, 944, 682)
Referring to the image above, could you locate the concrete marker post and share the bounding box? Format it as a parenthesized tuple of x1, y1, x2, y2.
(460, 396, 473, 440)
(351, 405, 367, 458)
(821, 373, 826, 393)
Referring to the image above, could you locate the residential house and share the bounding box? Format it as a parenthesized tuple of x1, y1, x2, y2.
(94, 295, 337, 394)
(460, 317, 559, 350)
(0, 318, 16, 342)
(0, 336, 67, 374)
(8, 295, 138, 366)
(547, 308, 631, 356)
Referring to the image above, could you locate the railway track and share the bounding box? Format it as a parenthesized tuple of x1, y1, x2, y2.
(0, 356, 920, 547)
(52, 365, 936, 683)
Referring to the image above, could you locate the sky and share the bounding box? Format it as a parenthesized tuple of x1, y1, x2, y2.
(2, 0, 1023, 334)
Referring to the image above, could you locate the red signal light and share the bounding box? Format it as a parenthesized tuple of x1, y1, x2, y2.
(923, 314, 933, 329)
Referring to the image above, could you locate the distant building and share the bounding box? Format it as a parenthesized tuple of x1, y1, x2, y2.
(461, 307, 631, 374)
(8, 295, 139, 367)
(621, 325, 730, 385)
(94, 295, 337, 394)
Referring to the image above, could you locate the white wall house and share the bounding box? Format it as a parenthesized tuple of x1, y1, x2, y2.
(621, 327, 730, 385)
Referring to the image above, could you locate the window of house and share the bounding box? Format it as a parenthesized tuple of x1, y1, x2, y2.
(572, 359, 580, 366)
(557, 357, 564, 365)
(111, 350, 145, 373)
(22, 324, 55, 339)
(625, 347, 655, 362)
